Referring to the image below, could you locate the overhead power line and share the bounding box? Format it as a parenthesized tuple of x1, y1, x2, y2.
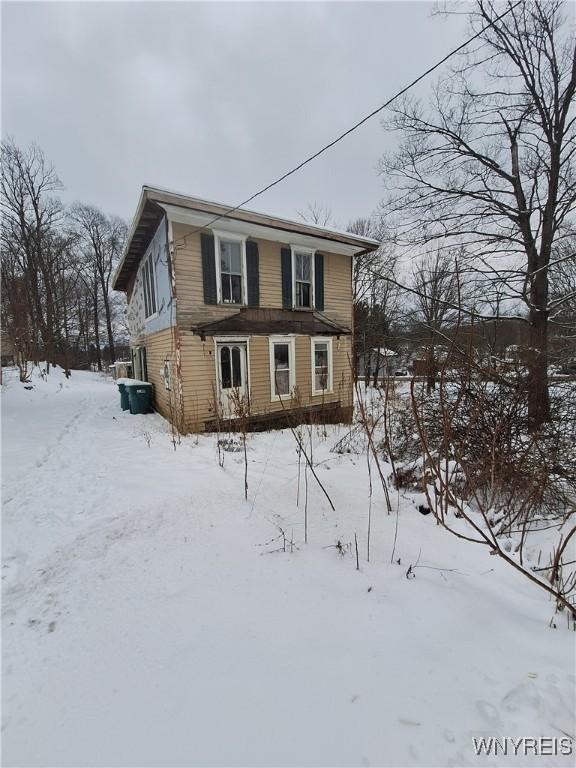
(172, 0, 522, 250)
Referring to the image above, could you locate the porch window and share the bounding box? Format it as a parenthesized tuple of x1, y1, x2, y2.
(269, 336, 295, 400)
(216, 233, 246, 304)
(142, 252, 157, 319)
(292, 248, 314, 308)
(311, 337, 333, 395)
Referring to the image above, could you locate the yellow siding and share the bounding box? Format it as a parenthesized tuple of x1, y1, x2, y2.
(177, 331, 353, 431)
(140, 328, 179, 424)
(139, 222, 357, 431)
(171, 223, 353, 328)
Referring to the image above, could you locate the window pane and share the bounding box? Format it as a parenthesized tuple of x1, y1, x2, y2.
(231, 274, 242, 303)
(229, 242, 242, 273)
(220, 243, 231, 274)
(273, 343, 290, 396)
(274, 343, 289, 370)
(314, 342, 329, 391)
(315, 344, 328, 367)
(221, 240, 242, 274)
(315, 370, 328, 391)
(221, 274, 231, 302)
(296, 282, 310, 307)
(231, 346, 242, 388)
(220, 346, 231, 389)
(142, 261, 149, 317)
(296, 253, 311, 282)
(149, 257, 156, 314)
(275, 369, 289, 395)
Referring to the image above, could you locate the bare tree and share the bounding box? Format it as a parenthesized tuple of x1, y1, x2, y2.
(546, 235, 576, 373)
(0, 139, 68, 371)
(297, 201, 334, 227)
(411, 250, 460, 391)
(69, 204, 127, 366)
(347, 217, 399, 382)
(380, 0, 576, 429)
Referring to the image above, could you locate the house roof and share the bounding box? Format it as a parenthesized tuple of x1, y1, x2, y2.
(373, 347, 398, 357)
(192, 308, 351, 338)
(113, 185, 380, 292)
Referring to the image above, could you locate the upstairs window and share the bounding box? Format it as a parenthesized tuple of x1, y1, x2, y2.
(142, 251, 157, 319)
(292, 248, 314, 308)
(215, 232, 246, 304)
(311, 337, 333, 395)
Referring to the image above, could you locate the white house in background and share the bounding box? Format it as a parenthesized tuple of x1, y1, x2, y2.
(361, 347, 399, 381)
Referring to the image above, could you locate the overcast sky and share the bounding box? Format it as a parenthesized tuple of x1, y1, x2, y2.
(2, 1, 468, 229)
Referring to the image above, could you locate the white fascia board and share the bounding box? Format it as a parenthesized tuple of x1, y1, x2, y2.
(159, 203, 361, 257)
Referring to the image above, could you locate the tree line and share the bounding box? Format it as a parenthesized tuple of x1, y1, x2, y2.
(308, 0, 575, 433)
(1, 139, 128, 380)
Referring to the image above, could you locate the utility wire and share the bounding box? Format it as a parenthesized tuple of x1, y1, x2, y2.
(171, 0, 522, 250)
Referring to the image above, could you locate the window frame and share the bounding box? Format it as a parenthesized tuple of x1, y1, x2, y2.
(269, 335, 296, 402)
(311, 336, 333, 396)
(213, 230, 247, 306)
(213, 336, 251, 403)
(291, 245, 315, 309)
(142, 250, 158, 320)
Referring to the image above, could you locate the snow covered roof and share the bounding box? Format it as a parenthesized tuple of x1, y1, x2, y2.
(373, 347, 398, 357)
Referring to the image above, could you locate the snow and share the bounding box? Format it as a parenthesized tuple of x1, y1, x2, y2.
(115, 377, 150, 386)
(2, 366, 574, 767)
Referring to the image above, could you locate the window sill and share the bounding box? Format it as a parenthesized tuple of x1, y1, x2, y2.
(271, 393, 294, 403)
(312, 389, 333, 397)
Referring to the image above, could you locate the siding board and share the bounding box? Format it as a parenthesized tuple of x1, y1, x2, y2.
(172, 223, 352, 328)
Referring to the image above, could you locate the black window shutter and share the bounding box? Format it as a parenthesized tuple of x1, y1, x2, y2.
(246, 240, 260, 306)
(201, 232, 217, 305)
(315, 253, 325, 311)
(281, 247, 292, 309)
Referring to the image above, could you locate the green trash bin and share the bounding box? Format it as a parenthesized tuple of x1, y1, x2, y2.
(117, 381, 130, 411)
(126, 381, 153, 415)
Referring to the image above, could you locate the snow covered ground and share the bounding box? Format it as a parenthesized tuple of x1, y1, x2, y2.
(2, 366, 574, 767)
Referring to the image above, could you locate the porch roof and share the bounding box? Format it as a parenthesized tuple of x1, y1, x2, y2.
(192, 308, 351, 339)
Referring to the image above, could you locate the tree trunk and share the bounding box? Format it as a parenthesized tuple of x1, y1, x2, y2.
(527, 307, 550, 431)
(526, 233, 551, 430)
(93, 277, 102, 372)
(101, 288, 116, 364)
(426, 335, 436, 392)
(61, 296, 72, 378)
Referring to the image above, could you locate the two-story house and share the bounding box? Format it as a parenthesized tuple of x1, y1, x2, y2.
(113, 186, 379, 432)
